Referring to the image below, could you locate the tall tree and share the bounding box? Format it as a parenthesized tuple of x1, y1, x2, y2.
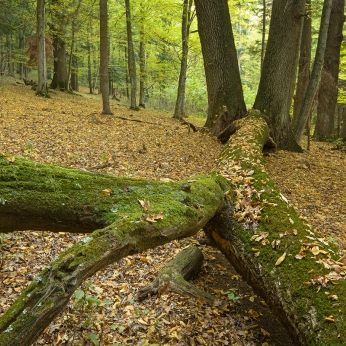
(313, 0, 345, 141)
(260, 0, 266, 71)
(194, 0, 246, 136)
(138, 2, 146, 108)
(100, 0, 112, 114)
(66, 0, 82, 91)
(125, 0, 138, 110)
(292, 0, 312, 125)
(173, 0, 194, 119)
(293, 0, 334, 143)
(49, 0, 68, 90)
(253, 0, 306, 151)
(36, 0, 48, 97)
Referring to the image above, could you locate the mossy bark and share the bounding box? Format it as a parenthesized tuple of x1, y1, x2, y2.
(1, 113, 345, 345)
(137, 244, 219, 306)
(205, 111, 346, 346)
(0, 161, 224, 345)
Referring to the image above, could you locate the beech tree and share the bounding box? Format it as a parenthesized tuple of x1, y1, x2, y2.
(292, 0, 334, 143)
(314, 0, 345, 141)
(100, 0, 112, 114)
(173, 0, 194, 119)
(36, 0, 48, 97)
(125, 0, 138, 110)
(49, 0, 68, 91)
(194, 0, 246, 137)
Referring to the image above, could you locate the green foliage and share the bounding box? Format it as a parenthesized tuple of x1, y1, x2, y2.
(221, 288, 240, 301)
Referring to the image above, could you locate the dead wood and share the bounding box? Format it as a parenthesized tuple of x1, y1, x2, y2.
(137, 244, 219, 306)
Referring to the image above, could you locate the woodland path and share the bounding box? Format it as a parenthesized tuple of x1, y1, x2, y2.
(0, 79, 345, 345)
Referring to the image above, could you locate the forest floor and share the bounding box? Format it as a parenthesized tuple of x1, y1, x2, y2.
(0, 77, 345, 346)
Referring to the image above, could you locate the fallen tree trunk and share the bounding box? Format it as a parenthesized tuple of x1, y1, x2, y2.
(0, 160, 224, 345)
(0, 112, 345, 345)
(206, 112, 346, 345)
(137, 244, 219, 306)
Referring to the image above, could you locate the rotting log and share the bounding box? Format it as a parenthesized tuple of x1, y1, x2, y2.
(0, 160, 224, 346)
(205, 111, 346, 346)
(0, 112, 346, 345)
(137, 244, 219, 306)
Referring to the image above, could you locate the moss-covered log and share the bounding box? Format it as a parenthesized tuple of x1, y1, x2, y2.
(0, 159, 224, 346)
(205, 112, 346, 345)
(0, 112, 346, 345)
(137, 244, 219, 306)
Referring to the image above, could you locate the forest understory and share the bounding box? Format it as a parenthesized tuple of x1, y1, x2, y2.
(0, 78, 345, 346)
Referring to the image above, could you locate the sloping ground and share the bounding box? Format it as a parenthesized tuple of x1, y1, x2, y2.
(1, 77, 344, 345)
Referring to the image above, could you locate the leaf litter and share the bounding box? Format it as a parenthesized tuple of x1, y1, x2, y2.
(1, 81, 344, 345)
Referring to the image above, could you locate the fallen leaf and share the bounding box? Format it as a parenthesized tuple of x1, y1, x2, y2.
(102, 188, 112, 195)
(146, 212, 164, 222)
(138, 199, 152, 211)
(275, 252, 286, 266)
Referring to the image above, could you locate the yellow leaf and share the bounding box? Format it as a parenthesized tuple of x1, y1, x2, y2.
(248, 309, 260, 318)
(311, 246, 320, 256)
(261, 328, 270, 336)
(325, 315, 334, 322)
(6, 156, 15, 162)
(102, 188, 112, 195)
(275, 252, 286, 266)
(328, 295, 338, 301)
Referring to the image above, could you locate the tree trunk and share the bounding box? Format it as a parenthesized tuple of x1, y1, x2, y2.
(194, 0, 246, 135)
(100, 0, 112, 114)
(18, 32, 25, 79)
(254, 0, 305, 151)
(173, 0, 192, 119)
(292, 0, 311, 125)
(125, 0, 138, 110)
(1, 114, 346, 345)
(314, 0, 345, 141)
(260, 0, 266, 72)
(293, 0, 334, 143)
(70, 54, 79, 91)
(66, 0, 82, 92)
(0, 157, 223, 345)
(50, 34, 67, 90)
(138, 5, 146, 108)
(36, 0, 48, 97)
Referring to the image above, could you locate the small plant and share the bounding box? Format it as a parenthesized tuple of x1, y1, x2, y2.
(222, 288, 240, 301)
(26, 140, 34, 151)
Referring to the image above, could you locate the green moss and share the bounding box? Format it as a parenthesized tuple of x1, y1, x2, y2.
(216, 114, 346, 345)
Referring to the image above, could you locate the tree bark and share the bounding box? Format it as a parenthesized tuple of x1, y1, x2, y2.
(314, 0, 345, 141)
(100, 0, 112, 114)
(36, 0, 48, 97)
(1, 114, 346, 345)
(173, 0, 192, 119)
(254, 0, 305, 151)
(293, 0, 334, 143)
(125, 0, 138, 110)
(292, 0, 311, 124)
(194, 0, 246, 135)
(138, 3, 146, 108)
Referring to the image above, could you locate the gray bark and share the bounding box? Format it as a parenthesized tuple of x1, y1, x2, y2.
(36, 0, 48, 97)
(293, 0, 334, 143)
(125, 0, 138, 110)
(100, 0, 112, 114)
